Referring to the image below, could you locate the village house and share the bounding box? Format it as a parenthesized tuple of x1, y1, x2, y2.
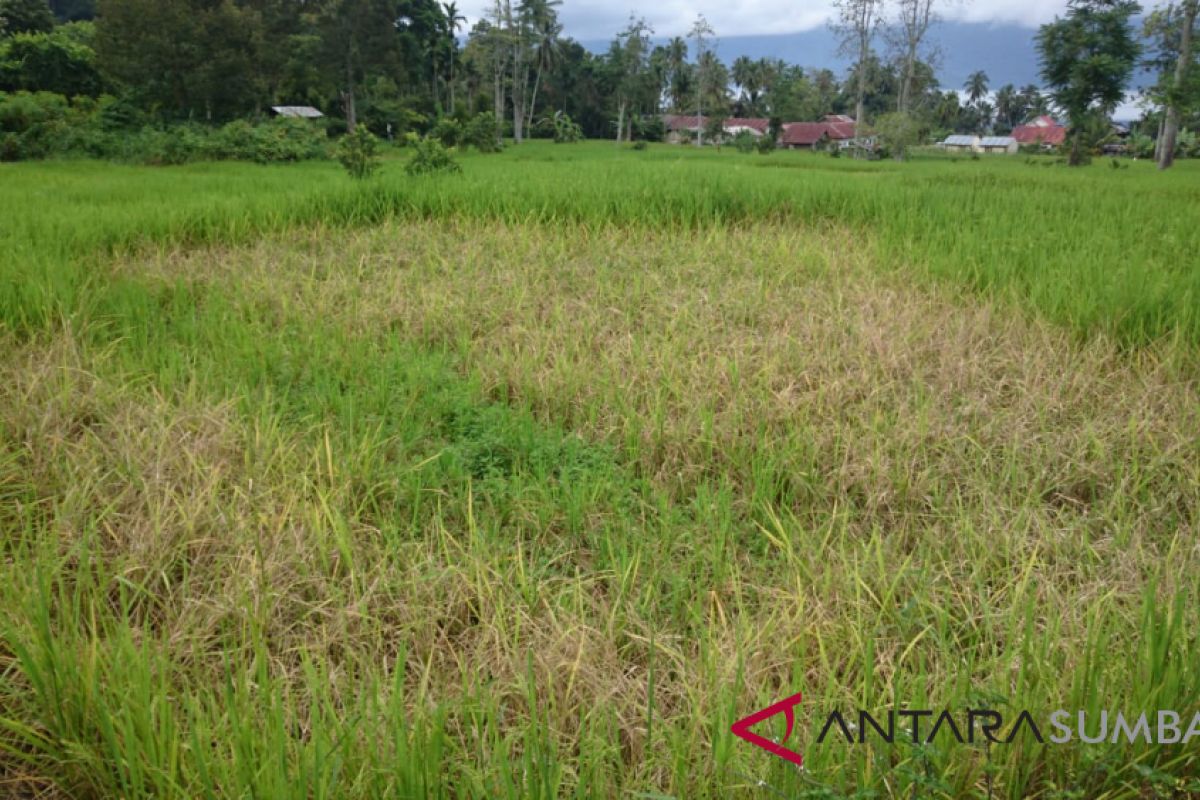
(661, 113, 865, 150)
(663, 114, 709, 144)
(939, 134, 1018, 154)
(722, 118, 771, 138)
(779, 118, 857, 150)
(942, 134, 979, 152)
(979, 136, 1019, 154)
(780, 122, 833, 150)
(1012, 115, 1066, 149)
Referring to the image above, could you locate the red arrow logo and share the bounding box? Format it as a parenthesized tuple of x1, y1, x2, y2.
(731, 692, 804, 767)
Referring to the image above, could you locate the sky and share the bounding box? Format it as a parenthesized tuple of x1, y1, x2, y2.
(455, 0, 1081, 41)
(456, 0, 1157, 119)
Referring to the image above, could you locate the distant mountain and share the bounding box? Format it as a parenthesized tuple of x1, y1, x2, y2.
(581, 19, 1156, 112)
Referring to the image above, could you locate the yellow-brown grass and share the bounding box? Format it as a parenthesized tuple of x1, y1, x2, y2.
(3, 220, 1198, 798)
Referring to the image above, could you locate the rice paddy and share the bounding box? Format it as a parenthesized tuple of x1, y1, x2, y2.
(1, 143, 1199, 799)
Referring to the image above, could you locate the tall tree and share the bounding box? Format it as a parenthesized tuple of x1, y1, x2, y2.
(1019, 83, 1048, 118)
(994, 83, 1019, 131)
(0, 0, 55, 34)
(610, 15, 652, 142)
(523, 0, 560, 130)
(96, 0, 264, 121)
(483, 1, 508, 144)
(1037, 0, 1142, 165)
(688, 14, 713, 145)
(731, 55, 759, 113)
(890, 0, 941, 114)
(442, 1, 465, 111)
(1151, 0, 1198, 169)
(964, 70, 989, 107)
(832, 0, 883, 136)
(663, 35, 689, 112)
(312, 0, 411, 133)
(0, 21, 104, 96)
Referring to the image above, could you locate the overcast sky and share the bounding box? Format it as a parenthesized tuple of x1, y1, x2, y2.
(455, 0, 1083, 41)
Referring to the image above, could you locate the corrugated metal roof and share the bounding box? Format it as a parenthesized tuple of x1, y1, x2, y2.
(271, 106, 324, 119)
(980, 137, 1016, 147)
(943, 135, 978, 146)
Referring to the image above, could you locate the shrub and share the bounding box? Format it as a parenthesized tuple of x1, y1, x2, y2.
(0, 90, 67, 159)
(403, 132, 461, 176)
(463, 112, 502, 152)
(1125, 133, 1153, 159)
(209, 117, 326, 163)
(633, 115, 665, 142)
(872, 111, 922, 161)
(631, 140, 647, 151)
(1177, 129, 1199, 158)
(430, 117, 462, 148)
(755, 133, 776, 154)
(732, 131, 757, 154)
(550, 111, 582, 143)
(336, 126, 381, 179)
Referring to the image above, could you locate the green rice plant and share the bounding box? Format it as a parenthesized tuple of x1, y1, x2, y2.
(1, 143, 1199, 799)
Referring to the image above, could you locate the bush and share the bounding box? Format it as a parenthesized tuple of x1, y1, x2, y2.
(430, 117, 462, 148)
(633, 115, 665, 142)
(208, 118, 327, 163)
(0, 90, 67, 159)
(631, 140, 647, 151)
(1177, 129, 1199, 158)
(550, 111, 582, 143)
(403, 132, 461, 176)
(0, 91, 330, 164)
(336, 126, 382, 179)
(136, 124, 208, 166)
(1126, 133, 1153, 159)
(732, 130, 757, 154)
(871, 111, 922, 161)
(755, 134, 776, 154)
(462, 112, 502, 152)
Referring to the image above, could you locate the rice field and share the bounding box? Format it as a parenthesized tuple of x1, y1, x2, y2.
(1, 143, 1199, 799)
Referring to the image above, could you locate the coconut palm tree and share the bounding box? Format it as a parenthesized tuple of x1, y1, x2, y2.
(523, 0, 563, 130)
(994, 83, 1018, 132)
(964, 70, 990, 108)
(443, 1, 466, 112)
(665, 36, 689, 112)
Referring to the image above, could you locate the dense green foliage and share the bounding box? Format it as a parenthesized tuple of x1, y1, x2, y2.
(0, 91, 328, 162)
(0, 0, 1194, 163)
(1038, 0, 1144, 165)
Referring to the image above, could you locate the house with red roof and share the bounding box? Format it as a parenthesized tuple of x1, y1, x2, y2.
(1012, 115, 1067, 149)
(662, 113, 864, 149)
(663, 114, 709, 143)
(780, 122, 833, 149)
(780, 119, 859, 150)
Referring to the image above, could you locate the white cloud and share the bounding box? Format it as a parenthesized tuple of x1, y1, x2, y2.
(456, 0, 1084, 41)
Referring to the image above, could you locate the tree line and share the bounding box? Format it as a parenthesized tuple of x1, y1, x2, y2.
(0, 0, 1196, 167)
